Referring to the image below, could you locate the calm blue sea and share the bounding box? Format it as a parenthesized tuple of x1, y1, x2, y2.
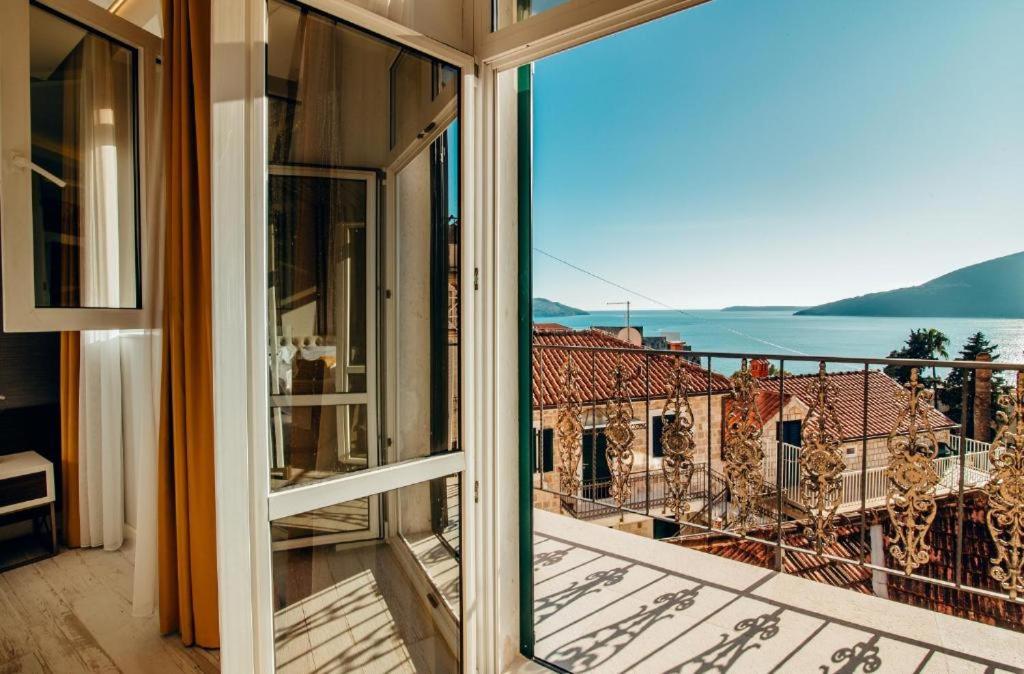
(535, 309, 1024, 376)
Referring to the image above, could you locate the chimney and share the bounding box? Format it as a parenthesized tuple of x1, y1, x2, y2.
(751, 358, 770, 379)
(973, 352, 993, 442)
(668, 341, 683, 351)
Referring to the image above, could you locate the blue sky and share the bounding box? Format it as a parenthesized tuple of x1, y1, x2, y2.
(532, 0, 1024, 310)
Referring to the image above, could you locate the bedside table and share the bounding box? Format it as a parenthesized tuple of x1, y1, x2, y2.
(0, 451, 57, 570)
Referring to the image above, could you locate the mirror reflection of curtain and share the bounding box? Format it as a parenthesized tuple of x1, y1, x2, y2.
(79, 35, 136, 309)
(284, 11, 345, 167)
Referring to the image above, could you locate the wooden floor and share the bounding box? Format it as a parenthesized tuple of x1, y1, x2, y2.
(0, 540, 219, 673)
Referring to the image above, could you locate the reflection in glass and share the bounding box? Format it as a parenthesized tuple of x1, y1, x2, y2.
(268, 173, 368, 397)
(29, 4, 139, 309)
(272, 496, 460, 672)
(270, 404, 369, 490)
(399, 475, 461, 615)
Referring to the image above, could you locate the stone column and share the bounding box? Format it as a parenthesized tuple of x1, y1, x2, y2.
(974, 352, 993, 442)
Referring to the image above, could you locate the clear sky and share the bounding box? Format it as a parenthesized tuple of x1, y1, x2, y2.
(532, 0, 1024, 311)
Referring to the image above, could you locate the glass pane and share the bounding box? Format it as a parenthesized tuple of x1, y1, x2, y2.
(29, 5, 139, 309)
(270, 404, 369, 490)
(399, 474, 461, 615)
(395, 125, 461, 462)
(272, 495, 460, 672)
(269, 174, 368, 396)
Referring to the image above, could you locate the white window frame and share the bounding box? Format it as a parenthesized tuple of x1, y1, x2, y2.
(211, 0, 714, 670)
(0, 0, 160, 332)
(212, 1, 478, 672)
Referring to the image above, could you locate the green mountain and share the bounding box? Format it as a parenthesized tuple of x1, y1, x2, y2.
(533, 298, 588, 317)
(796, 252, 1024, 318)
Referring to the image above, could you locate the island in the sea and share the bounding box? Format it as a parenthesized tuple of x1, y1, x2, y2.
(796, 251, 1024, 318)
(533, 298, 589, 317)
(721, 305, 808, 312)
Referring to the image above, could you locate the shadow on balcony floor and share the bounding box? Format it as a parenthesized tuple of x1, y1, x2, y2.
(533, 509, 1024, 674)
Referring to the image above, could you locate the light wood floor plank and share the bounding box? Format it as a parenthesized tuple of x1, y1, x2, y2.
(0, 546, 219, 674)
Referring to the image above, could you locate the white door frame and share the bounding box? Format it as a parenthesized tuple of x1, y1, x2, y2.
(211, 1, 477, 672)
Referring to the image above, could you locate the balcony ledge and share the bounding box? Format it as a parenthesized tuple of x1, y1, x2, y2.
(533, 508, 1024, 673)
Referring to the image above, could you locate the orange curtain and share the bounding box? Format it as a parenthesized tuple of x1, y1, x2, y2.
(60, 332, 81, 548)
(158, 0, 218, 648)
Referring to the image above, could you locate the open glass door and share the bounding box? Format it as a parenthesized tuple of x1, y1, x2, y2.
(268, 166, 380, 546)
(262, 1, 465, 670)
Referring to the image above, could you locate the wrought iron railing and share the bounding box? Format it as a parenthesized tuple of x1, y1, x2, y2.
(532, 341, 1024, 610)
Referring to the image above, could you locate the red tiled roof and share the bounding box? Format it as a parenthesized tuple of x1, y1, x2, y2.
(886, 493, 1024, 631)
(533, 323, 571, 332)
(693, 525, 873, 594)
(723, 389, 792, 432)
(532, 328, 732, 408)
(694, 494, 1024, 632)
(760, 370, 957, 441)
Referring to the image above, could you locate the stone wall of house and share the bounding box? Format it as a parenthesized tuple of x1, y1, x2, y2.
(534, 393, 729, 491)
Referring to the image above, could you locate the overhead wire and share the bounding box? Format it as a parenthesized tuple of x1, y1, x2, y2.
(533, 247, 809, 356)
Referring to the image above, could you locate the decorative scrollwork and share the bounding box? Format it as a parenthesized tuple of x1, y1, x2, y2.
(603, 358, 636, 521)
(556, 355, 584, 515)
(724, 359, 766, 532)
(661, 359, 697, 521)
(885, 368, 940, 575)
(985, 377, 1024, 599)
(799, 362, 846, 553)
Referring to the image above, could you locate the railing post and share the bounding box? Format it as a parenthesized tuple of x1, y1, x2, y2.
(590, 350, 598, 492)
(706, 357, 713, 535)
(538, 345, 545, 488)
(955, 365, 970, 588)
(645, 352, 651, 517)
(859, 363, 869, 564)
(775, 360, 785, 572)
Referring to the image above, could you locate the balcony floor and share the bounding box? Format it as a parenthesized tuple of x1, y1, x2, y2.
(0, 540, 219, 673)
(533, 508, 1024, 673)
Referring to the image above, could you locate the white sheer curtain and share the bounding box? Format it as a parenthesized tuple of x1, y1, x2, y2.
(73, 32, 162, 617)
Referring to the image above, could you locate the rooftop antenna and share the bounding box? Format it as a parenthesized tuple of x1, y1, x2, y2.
(607, 300, 631, 334)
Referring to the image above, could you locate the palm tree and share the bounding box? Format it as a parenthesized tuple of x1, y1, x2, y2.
(922, 328, 950, 387)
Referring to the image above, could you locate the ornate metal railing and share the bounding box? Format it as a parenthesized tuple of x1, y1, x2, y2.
(532, 341, 1024, 611)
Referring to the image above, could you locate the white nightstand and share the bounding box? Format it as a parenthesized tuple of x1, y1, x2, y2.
(0, 451, 57, 567)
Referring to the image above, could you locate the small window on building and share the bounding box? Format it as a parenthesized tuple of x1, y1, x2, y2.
(533, 428, 553, 473)
(651, 414, 676, 458)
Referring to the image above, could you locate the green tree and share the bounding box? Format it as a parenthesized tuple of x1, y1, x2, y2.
(940, 332, 1006, 436)
(883, 328, 950, 386)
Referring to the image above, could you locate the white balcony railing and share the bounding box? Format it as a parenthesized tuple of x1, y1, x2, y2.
(762, 435, 995, 513)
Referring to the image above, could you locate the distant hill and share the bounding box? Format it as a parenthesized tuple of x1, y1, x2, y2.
(722, 305, 807, 312)
(533, 298, 588, 317)
(796, 252, 1024, 318)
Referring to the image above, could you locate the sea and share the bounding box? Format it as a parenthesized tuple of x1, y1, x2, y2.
(535, 309, 1024, 377)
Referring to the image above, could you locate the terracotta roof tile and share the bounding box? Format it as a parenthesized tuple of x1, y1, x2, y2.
(692, 525, 872, 594)
(532, 328, 732, 408)
(760, 370, 957, 441)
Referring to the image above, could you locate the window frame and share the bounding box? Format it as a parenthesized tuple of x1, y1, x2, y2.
(0, 0, 161, 332)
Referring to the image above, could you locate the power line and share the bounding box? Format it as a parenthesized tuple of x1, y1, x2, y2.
(533, 247, 808, 356)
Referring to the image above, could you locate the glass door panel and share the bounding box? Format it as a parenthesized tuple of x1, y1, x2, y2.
(263, 2, 465, 670)
(272, 487, 461, 672)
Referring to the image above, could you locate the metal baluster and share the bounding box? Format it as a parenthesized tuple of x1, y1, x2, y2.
(955, 365, 970, 588)
(538, 345, 545, 489)
(859, 363, 869, 564)
(776, 360, 785, 571)
(591, 350, 598, 498)
(706, 357, 713, 536)
(645, 352, 651, 517)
